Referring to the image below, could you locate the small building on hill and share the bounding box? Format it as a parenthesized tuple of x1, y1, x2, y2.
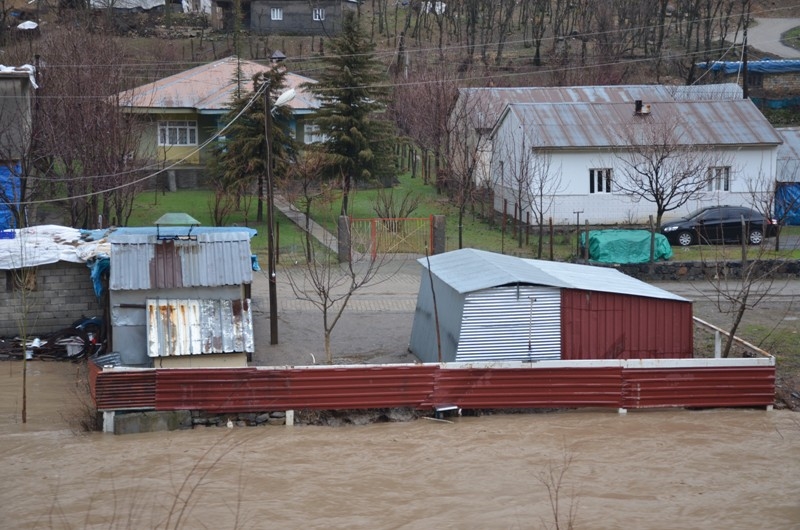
(409, 249, 692, 363)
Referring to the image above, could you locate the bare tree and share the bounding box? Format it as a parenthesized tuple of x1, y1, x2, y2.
(443, 88, 496, 249)
(493, 117, 563, 256)
(536, 445, 579, 530)
(283, 228, 392, 364)
(33, 27, 148, 229)
(702, 244, 785, 358)
(391, 60, 460, 185)
(611, 111, 729, 229)
(278, 148, 331, 263)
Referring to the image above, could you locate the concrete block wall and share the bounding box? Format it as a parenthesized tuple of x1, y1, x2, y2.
(0, 262, 101, 337)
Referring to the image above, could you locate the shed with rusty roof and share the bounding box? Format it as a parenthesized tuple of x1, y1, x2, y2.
(409, 249, 692, 364)
(108, 226, 256, 367)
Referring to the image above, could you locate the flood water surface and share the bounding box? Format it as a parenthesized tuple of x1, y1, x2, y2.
(1, 362, 799, 529)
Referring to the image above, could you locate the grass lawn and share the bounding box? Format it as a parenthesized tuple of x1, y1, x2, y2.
(130, 178, 800, 263)
(130, 190, 311, 263)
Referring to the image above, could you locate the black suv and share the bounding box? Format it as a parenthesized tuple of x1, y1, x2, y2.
(661, 205, 777, 246)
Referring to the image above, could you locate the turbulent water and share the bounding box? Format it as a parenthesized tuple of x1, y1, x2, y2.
(1, 362, 799, 529)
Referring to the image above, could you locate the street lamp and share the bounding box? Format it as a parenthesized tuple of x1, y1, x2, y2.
(263, 78, 295, 345)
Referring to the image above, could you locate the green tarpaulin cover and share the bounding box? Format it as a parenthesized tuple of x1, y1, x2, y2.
(582, 229, 673, 264)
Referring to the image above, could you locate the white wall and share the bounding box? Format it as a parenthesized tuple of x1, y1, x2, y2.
(491, 117, 779, 225)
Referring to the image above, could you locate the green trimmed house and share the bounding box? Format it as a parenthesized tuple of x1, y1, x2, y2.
(118, 56, 320, 189)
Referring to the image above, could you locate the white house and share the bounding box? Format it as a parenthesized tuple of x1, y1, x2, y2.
(488, 96, 783, 225)
(452, 84, 744, 189)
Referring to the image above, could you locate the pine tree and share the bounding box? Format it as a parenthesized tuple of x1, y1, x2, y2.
(309, 10, 397, 216)
(211, 65, 297, 223)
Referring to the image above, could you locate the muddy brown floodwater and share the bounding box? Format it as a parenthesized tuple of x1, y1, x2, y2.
(1, 362, 799, 529)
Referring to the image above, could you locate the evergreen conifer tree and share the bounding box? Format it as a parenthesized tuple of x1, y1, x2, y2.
(308, 11, 396, 216)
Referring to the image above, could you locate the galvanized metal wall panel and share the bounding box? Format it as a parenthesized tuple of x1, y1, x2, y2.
(561, 289, 693, 360)
(622, 367, 776, 408)
(110, 233, 253, 291)
(409, 273, 465, 363)
(146, 298, 254, 357)
(457, 286, 561, 362)
(94, 370, 157, 411)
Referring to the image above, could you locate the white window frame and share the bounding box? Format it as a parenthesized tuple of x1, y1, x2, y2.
(158, 121, 198, 147)
(312, 7, 325, 21)
(271, 7, 283, 20)
(303, 123, 326, 144)
(589, 168, 612, 194)
(707, 166, 730, 192)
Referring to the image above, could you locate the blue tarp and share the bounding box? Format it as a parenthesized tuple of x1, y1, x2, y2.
(777, 182, 800, 225)
(89, 257, 110, 300)
(0, 164, 20, 230)
(698, 59, 800, 74)
(582, 229, 673, 264)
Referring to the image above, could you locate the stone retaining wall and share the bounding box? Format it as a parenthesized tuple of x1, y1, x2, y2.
(598, 259, 800, 282)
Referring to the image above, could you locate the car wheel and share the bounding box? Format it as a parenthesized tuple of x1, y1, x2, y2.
(748, 229, 764, 245)
(677, 231, 694, 246)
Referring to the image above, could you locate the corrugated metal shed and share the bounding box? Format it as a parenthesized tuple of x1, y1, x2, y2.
(118, 56, 319, 114)
(411, 249, 692, 363)
(502, 99, 782, 149)
(418, 248, 687, 301)
(110, 229, 253, 290)
(146, 298, 254, 356)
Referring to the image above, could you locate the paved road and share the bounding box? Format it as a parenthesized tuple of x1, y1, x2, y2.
(737, 18, 800, 58)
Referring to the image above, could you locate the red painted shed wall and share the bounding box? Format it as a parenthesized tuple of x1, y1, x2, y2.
(560, 289, 693, 360)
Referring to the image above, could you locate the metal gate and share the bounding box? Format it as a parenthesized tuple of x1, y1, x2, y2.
(348, 216, 434, 258)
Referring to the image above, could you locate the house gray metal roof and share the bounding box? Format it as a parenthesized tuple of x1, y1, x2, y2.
(109, 228, 254, 290)
(418, 248, 688, 302)
(457, 84, 743, 129)
(499, 99, 782, 149)
(777, 127, 800, 182)
(118, 56, 319, 114)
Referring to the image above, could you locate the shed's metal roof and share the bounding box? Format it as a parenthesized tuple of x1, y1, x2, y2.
(418, 248, 688, 302)
(458, 84, 743, 128)
(777, 127, 800, 182)
(110, 229, 253, 290)
(502, 99, 782, 148)
(118, 56, 319, 113)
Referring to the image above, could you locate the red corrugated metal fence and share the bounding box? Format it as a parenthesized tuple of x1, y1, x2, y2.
(92, 362, 775, 413)
(622, 367, 775, 408)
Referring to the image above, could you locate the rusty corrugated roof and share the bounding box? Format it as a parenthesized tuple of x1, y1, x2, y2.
(109, 229, 253, 290)
(503, 99, 782, 148)
(118, 56, 319, 113)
